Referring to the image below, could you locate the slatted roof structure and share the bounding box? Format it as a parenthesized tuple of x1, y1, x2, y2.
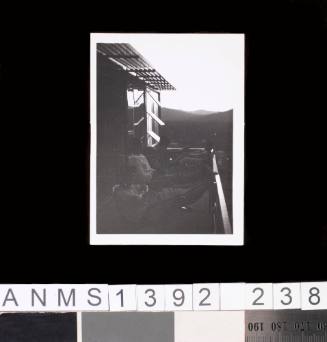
(97, 43, 176, 91)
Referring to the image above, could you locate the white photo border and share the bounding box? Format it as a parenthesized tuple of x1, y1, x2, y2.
(90, 33, 244, 245)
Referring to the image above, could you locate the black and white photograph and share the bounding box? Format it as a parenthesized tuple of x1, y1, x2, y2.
(90, 33, 244, 245)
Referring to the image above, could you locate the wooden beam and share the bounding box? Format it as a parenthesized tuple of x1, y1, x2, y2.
(108, 57, 126, 70)
(213, 154, 219, 174)
(106, 54, 140, 58)
(215, 174, 232, 234)
(127, 68, 156, 73)
(148, 130, 160, 143)
(212, 153, 232, 234)
(147, 111, 165, 126)
(146, 90, 162, 106)
(133, 116, 145, 127)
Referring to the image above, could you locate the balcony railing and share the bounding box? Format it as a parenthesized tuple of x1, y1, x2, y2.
(211, 151, 232, 234)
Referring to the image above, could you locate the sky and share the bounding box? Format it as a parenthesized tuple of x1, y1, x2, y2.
(96, 34, 244, 112)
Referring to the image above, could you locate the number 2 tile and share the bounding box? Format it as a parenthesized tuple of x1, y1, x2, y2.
(193, 283, 220, 310)
(245, 283, 273, 310)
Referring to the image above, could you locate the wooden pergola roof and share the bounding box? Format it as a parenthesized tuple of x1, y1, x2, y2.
(97, 43, 176, 91)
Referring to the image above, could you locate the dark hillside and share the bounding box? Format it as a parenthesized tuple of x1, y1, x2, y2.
(161, 108, 233, 153)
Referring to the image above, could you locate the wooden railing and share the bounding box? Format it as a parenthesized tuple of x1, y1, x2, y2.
(166, 147, 232, 234)
(211, 151, 232, 234)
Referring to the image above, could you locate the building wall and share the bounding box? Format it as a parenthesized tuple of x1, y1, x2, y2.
(97, 54, 128, 206)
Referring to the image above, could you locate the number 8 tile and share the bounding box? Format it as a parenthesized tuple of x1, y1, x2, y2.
(301, 282, 327, 310)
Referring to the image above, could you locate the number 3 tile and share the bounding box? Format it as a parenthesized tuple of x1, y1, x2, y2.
(273, 283, 301, 309)
(136, 285, 165, 311)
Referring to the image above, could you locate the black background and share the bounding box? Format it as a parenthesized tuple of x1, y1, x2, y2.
(0, 2, 326, 284)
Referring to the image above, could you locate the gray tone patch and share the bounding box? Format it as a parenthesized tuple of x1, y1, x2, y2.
(82, 312, 174, 342)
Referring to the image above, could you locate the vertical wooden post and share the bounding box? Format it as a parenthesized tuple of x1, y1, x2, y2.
(158, 91, 162, 140)
(143, 85, 148, 147)
(158, 91, 162, 119)
(122, 73, 129, 169)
